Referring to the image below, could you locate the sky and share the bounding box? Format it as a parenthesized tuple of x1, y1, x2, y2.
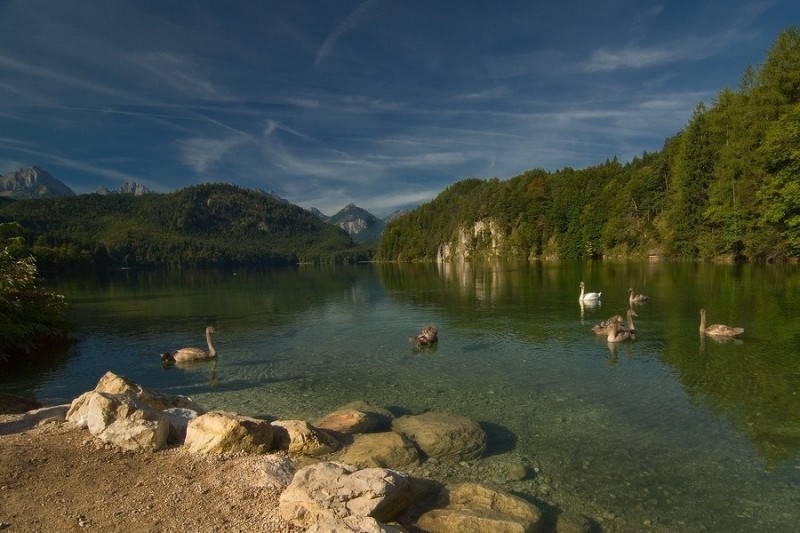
(0, 1, 797, 217)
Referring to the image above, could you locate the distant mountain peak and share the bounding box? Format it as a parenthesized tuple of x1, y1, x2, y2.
(383, 208, 410, 223)
(308, 207, 328, 220)
(0, 166, 75, 199)
(95, 180, 153, 196)
(327, 203, 384, 243)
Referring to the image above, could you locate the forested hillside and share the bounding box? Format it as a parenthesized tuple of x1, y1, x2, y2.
(0, 183, 364, 269)
(377, 27, 800, 263)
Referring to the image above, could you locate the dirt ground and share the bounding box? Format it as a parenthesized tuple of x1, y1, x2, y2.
(0, 394, 304, 533)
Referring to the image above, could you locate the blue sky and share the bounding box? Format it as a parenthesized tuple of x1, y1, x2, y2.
(0, 1, 796, 217)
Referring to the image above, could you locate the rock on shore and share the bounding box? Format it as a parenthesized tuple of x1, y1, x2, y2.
(8, 371, 602, 532)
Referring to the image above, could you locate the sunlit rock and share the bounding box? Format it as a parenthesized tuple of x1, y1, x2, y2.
(184, 410, 273, 454)
(83, 391, 169, 451)
(278, 461, 411, 527)
(258, 454, 297, 490)
(271, 419, 339, 456)
(66, 371, 204, 425)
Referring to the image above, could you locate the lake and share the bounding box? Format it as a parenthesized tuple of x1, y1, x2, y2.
(3, 261, 800, 532)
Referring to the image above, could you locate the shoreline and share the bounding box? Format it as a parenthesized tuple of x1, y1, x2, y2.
(0, 402, 302, 532)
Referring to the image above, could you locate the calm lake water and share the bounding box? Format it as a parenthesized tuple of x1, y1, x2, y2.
(4, 261, 800, 532)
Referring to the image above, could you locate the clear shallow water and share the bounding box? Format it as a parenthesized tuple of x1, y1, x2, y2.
(4, 262, 800, 532)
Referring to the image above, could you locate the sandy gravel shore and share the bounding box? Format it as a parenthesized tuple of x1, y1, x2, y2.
(0, 394, 304, 533)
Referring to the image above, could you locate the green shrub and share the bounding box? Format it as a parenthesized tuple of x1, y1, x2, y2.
(0, 242, 72, 364)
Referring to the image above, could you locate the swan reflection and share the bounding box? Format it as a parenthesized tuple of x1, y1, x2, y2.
(579, 298, 601, 321)
(162, 357, 219, 387)
(606, 339, 635, 365)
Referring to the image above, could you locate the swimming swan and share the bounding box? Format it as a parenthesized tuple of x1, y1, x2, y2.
(579, 281, 601, 301)
(161, 326, 218, 363)
(593, 309, 637, 337)
(606, 316, 631, 343)
(699, 309, 743, 337)
(592, 314, 624, 335)
(628, 288, 648, 303)
(409, 325, 438, 347)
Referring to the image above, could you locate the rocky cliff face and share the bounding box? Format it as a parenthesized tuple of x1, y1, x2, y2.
(436, 219, 505, 262)
(0, 166, 76, 199)
(436, 218, 531, 262)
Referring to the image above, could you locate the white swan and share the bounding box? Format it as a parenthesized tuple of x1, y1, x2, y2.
(579, 281, 601, 301)
(628, 288, 648, 304)
(606, 316, 631, 343)
(161, 326, 218, 363)
(699, 309, 743, 338)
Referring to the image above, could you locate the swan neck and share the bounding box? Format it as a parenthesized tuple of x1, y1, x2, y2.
(206, 329, 217, 357)
(607, 319, 618, 342)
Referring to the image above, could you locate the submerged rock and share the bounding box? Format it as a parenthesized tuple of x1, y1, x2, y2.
(338, 431, 421, 470)
(415, 482, 542, 533)
(392, 411, 487, 462)
(316, 401, 394, 435)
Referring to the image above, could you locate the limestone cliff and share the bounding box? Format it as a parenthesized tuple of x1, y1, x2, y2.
(436, 219, 524, 262)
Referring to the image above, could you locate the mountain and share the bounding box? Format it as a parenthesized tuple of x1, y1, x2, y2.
(0, 166, 75, 199)
(309, 204, 409, 242)
(95, 181, 153, 196)
(325, 203, 385, 243)
(383, 208, 409, 224)
(308, 207, 328, 220)
(0, 183, 364, 268)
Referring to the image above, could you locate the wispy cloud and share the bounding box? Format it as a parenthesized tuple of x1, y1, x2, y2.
(314, 0, 379, 67)
(299, 185, 440, 217)
(287, 98, 321, 109)
(288, 93, 404, 114)
(263, 119, 315, 142)
(582, 29, 747, 73)
(367, 189, 442, 211)
(0, 53, 135, 101)
(178, 135, 252, 173)
(583, 47, 677, 72)
(129, 51, 218, 98)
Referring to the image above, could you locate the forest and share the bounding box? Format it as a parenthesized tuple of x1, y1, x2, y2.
(0, 183, 369, 270)
(377, 27, 800, 263)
